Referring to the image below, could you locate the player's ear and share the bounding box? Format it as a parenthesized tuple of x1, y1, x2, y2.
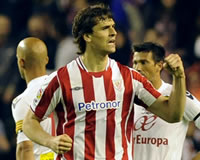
(45, 56, 49, 65)
(19, 58, 25, 69)
(156, 61, 163, 72)
(83, 33, 91, 42)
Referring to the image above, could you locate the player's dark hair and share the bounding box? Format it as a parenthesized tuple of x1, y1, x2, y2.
(132, 42, 165, 63)
(72, 4, 113, 55)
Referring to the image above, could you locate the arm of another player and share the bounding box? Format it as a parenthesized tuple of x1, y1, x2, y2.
(148, 54, 186, 123)
(23, 109, 73, 154)
(16, 141, 34, 160)
(11, 98, 34, 160)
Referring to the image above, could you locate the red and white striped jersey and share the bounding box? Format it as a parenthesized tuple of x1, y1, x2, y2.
(31, 57, 161, 160)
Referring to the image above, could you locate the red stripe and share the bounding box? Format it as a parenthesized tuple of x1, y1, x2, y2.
(55, 101, 65, 135)
(49, 113, 56, 136)
(118, 64, 133, 160)
(56, 154, 62, 160)
(104, 67, 116, 159)
(57, 67, 76, 160)
(79, 67, 96, 160)
(35, 77, 59, 119)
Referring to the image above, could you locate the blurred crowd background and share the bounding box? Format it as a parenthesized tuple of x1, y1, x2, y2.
(0, 0, 200, 159)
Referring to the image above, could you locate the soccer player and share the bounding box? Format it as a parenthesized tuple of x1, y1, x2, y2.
(132, 42, 200, 160)
(23, 4, 186, 160)
(12, 37, 56, 160)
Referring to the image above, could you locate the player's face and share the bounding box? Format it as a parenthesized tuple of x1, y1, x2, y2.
(133, 51, 160, 82)
(88, 18, 117, 55)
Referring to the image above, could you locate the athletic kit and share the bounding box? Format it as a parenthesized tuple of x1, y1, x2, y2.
(31, 57, 161, 160)
(12, 75, 56, 160)
(133, 81, 200, 160)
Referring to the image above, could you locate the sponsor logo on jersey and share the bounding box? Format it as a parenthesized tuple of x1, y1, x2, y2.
(78, 100, 121, 112)
(134, 112, 157, 131)
(133, 134, 168, 147)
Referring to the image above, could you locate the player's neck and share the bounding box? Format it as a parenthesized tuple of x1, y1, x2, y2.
(81, 51, 109, 72)
(25, 69, 46, 84)
(152, 78, 162, 89)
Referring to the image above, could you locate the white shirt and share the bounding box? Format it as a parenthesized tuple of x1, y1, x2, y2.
(133, 81, 200, 160)
(12, 75, 56, 160)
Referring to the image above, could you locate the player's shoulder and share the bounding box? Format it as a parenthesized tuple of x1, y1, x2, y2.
(183, 90, 200, 122)
(186, 90, 198, 101)
(12, 93, 30, 122)
(161, 81, 172, 88)
(110, 58, 131, 70)
(110, 59, 139, 78)
(185, 90, 200, 109)
(12, 89, 28, 111)
(38, 72, 57, 86)
(158, 81, 172, 95)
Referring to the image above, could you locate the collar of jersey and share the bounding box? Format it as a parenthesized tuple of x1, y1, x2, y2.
(77, 56, 111, 77)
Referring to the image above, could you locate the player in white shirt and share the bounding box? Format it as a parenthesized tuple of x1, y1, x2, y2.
(22, 4, 186, 160)
(132, 42, 200, 160)
(11, 37, 56, 160)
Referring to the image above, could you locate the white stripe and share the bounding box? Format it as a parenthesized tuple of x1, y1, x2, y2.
(93, 76, 107, 159)
(67, 61, 86, 159)
(56, 71, 69, 136)
(44, 87, 61, 119)
(111, 60, 124, 159)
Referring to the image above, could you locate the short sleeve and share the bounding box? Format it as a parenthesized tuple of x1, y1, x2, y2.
(132, 71, 161, 107)
(12, 97, 30, 134)
(184, 91, 200, 129)
(31, 72, 61, 120)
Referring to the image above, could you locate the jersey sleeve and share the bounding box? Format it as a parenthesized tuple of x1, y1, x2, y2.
(12, 97, 30, 134)
(16, 132, 30, 144)
(12, 96, 32, 144)
(31, 72, 61, 120)
(184, 91, 200, 129)
(132, 70, 161, 108)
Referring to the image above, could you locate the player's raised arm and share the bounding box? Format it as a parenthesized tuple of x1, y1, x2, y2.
(148, 54, 186, 122)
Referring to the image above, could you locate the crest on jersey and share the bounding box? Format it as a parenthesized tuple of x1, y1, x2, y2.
(113, 80, 122, 91)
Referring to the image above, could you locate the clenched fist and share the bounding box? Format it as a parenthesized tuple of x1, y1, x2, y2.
(163, 54, 185, 78)
(48, 134, 72, 154)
